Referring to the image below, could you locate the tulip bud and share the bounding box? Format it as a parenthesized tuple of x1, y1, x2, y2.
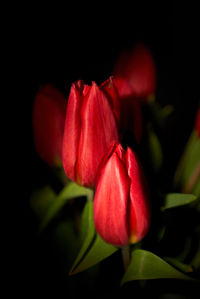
(62, 80, 119, 188)
(195, 107, 200, 138)
(114, 43, 156, 100)
(33, 84, 66, 166)
(94, 143, 150, 246)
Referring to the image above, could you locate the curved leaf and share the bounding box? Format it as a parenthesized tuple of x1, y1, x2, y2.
(121, 249, 194, 285)
(193, 177, 200, 197)
(40, 182, 88, 230)
(161, 193, 197, 211)
(164, 257, 193, 273)
(147, 126, 163, 172)
(70, 233, 118, 275)
(69, 201, 95, 275)
(174, 131, 200, 190)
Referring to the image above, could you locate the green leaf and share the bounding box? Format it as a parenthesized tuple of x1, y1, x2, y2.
(147, 101, 173, 127)
(182, 136, 200, 187)
(30, 186, 56, 219)
(121, 249, 194, 285)
(174, 131, 200, 189)
(160, 105, 174, 119)
(40, 182, 88, 230)
(79, 199, 91, 243)
(147, 125, 163, 172)
(69, 201, 96, 275)
(52, 219, 80, 269)
(70, 233, 118, 275)
(193, 178, 200, 197)
(161, 193, 197, 211)
(164, 257, 193, 273)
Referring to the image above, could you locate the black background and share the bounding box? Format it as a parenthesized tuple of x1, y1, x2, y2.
(8, 3, 200, 298)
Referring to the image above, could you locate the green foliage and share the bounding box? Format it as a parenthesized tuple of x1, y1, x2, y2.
(69, 201, 118, 275)
(147, 125, 163, 172)
(69, 200, 95, 274)
(40, 182, 88, 230)
(161, 193, 198, 211)
(121, 249, 194, 285)
(174, 131, 200, 194)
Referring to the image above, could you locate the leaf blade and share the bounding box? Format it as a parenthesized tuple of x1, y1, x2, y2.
(71, 234, 118, 275)
(121, 249, 194, 285)
(40, 182, 88, 230)
(69, 200, 95, 275)
(147, 126, 163, 172)
(161, 193, 197, 211)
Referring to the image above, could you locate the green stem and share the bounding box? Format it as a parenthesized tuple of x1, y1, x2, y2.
(121, 246, 130, 270)
(86, 188, 94, 202)
(182, 161, 200, 193)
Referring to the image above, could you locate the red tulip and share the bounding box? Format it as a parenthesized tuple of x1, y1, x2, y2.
(100, 76, 121, 125)
(94, 143, 150, 246)
(33, 84, 66, 166)
(62, 80, 119, 188)
(114, 43, 156, 100)
(195, 107, 200, 138)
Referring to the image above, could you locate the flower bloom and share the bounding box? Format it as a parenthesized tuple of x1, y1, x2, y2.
(33, 84, 66, 166)
(114, 43, 156, 101)
(94, 143, 150, 246)
(62, 80, 119, 188)
(195, 107, 200, 138)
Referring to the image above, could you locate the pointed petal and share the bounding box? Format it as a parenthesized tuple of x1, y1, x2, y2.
(94, 151, 130, 246)
(62, 81, 85, 181)
(76, 82, 119, 187)
(101, 76, 121, 124)
(126, 148, 151, 243)
(112, 77, 134, 99)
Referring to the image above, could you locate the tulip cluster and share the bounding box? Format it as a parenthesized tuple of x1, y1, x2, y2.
(32, 44, 155, 246)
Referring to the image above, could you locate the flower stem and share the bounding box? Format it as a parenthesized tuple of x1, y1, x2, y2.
(86, 188, 94, 202)
(182, 161, 200, 193)
(121, 246, 130, 270)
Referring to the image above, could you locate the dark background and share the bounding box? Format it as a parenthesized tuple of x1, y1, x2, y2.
(9, 3, 200, 298)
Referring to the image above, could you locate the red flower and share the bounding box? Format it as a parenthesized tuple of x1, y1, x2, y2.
(33, 84, 66, 166)
(114, 43, 156, 101)
(62, 80, 119, 188)
(94, 143, 150, 246)
(195, 107, 200, 138)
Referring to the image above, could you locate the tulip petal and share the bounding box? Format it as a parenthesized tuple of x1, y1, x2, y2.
(101, 77, 121, 124)
(114, 44, 156, 100)
(62, 81, 85, 181)
(94, 151, 130, 246)
(76, 82, 119, 187)
(126, 148, 150, 243)
(112, 77, 134, 99)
